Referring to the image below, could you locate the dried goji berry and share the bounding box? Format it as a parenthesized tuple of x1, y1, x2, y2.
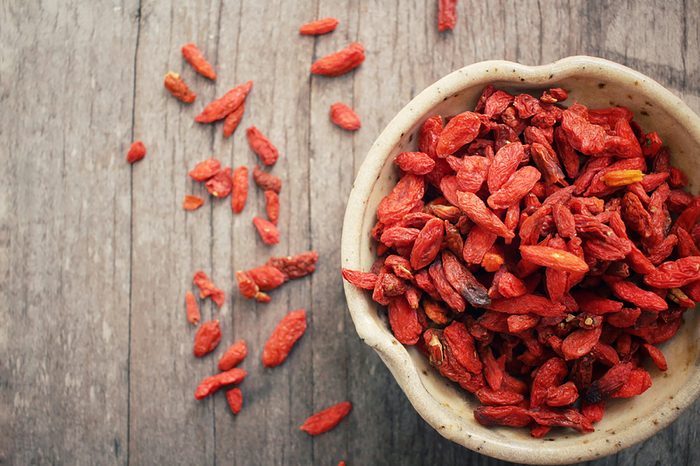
(419, 115, 443, 159)
(437, 0, 458, 32)
(341, 269, 378, 290)
(246, 265, 286, 291)
(231, 166, 249, 213)
(253, 217, 280, 245)
(444, 321, 482, 373)
(195, 81, 253, 123)
(545, 382, 579, 407)
(223, 102, 245, 138)
(330, 102, 361, 131)
(520, 245, 589, 273)
(436, 111, 481, 157)
(262, 309, 307, 367)
(561, 326, 601, 360)
(395, 152, 436, 175)
(264, 190, 280, 224)
(456, 191, 513, 239)
(644, 256, 700, 288)
(185, 291, 200, 325)
(310, 42, 365, 77)
(560, 104, 605, 155)
(422, 299, 449, 324)
(252, 165, 282, 193)
(474, 406, 531, 428)
(163, 71, 196, 103)
(528, 407, 593, 433)
(235, 270, 270, 303)
(442, 251, 490, 307)
(183, 195, 204, 211)
(409, 218, 444, 270)
(488, 294, 566, 317)
(487, 166, 542, 209)
(189, 158, 221, 181)
(181, 42, 216, 80)
(376, 174, 425, 225)
(300, 401, 352, 435)
(428, 258, 466, 312)
(609, 368, 652, 398)
(266, 251, 318, 280)
(193, 270, 225, 307)
(246, 126, 279, 166)
(194, 368, 247, 400)
(388, 296, 422, 344)
(299, 17, 339, 35)
(126, 141, 146, 164)
(584, 362, 633, 403)
(193, 320, 222, 357)
(218, 340, 248, 371)
(205, 166, 233, 198)
(225, 388, 243, 414)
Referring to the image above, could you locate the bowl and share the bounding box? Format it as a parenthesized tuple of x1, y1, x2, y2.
(340, 56, 700, 464)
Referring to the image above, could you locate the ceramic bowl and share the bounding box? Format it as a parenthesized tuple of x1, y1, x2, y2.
(340, 56, 700, 464)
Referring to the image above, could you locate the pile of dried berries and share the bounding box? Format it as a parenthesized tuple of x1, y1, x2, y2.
(343, 85, 698, 436)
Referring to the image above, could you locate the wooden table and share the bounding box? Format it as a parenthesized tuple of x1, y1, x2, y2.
(2, 1, 699, 465)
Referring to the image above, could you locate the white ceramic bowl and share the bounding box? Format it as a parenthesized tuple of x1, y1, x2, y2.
(341, 56, 700, 464)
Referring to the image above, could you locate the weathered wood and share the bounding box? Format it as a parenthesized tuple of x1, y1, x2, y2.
(0, 1, 137, 464)
(1, 0, 699, 465)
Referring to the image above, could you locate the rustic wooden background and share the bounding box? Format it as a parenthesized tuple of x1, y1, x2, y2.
(1, 0, 699, 465)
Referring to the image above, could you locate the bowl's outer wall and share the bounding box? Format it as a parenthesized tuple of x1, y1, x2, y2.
(341, 57, 700, 465)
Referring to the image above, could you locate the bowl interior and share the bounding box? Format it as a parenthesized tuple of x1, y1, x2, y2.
(343, 58, 700, 464)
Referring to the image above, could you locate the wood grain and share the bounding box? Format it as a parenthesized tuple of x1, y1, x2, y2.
(1, 0, 699, 465)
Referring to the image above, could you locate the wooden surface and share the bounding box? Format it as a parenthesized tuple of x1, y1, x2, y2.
(1, 1, 699, 465)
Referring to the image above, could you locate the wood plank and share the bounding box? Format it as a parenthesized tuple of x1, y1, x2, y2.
(0, 1, 137, 464)
(128, 1, 225, 464)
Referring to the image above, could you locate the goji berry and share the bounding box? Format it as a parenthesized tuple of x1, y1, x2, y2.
(262, 309, 307, 367)
(235, 270, 270, 303)
(644, 256, 700, 288)
(489, 294, 566, 317)
(300, 401, 352, 435)
(218, 340, 248, 371)
(428, 259, 466, 312)
(195, 81, 253, 123)
(310, 42, 365, 77)
(474, 406, 531, 428)
(246, 265, 286, 291)
(487, 166, 542, 209)
(126, 141, 146, 164)
(455, 191, 513, 239)
(264, 190, 280, 224)
(520, 245, 589, 273)
(163, 71, 196, 103)
(395, 152, 436, 175)
(252, 217, 280, 245)
(185, 291, 200, 325)
(189, 158, 221, 182)
(266, 251, 318, 279)
(376, 174, 425, 225)
(419, 115, 443, 159)
(181, 42, 216, 80)
(231, 165, 249, 213)
(409, 218, 444, 270)
(253, 165, 282, 193)
(341, 269, 378, 290)
(183, 195, 204, 211)
(436, 111, 481, 157)
(194, 368, 247, 400)
(437, 0, 458, 31)
(299, 17, 339, 35)
(246, 126, 279, 166)
(609, 368, 652, 398)
(442, 251, 490, 307)
(193, 320, 222, 357)
(192, 271, 225, 307)
(444, 321, 482, 373)
(388, 296, 422, 344)
(528, 407, 593, 433)
(462, 226, 497, 264)
(330, 102, 361, 131)
(225, 388, 243, 414)
(205, 166, 233, 198)
(223, 102, 245, 138)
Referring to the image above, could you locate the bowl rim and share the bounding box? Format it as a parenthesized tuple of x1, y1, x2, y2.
(340, 55, 700, 464)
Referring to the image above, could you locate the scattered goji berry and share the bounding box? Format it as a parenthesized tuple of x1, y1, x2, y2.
(194, 368, 247, 400)
(437, 0, 458, 32)
(264, 190, 280, 224)
(300, 401, 352, 435)
(218, 340, 248, 372)
(310, 42, 365, 77)
(225, 388, 243, 414)
(262, 309, 307, 367)
(195, 81, 253, 123)
(183, 195, 204, 211)
(330, 102, 361, 131)
(231, 165, 249, 213)
(189, 158, 221, 181)
(252, 217, 280, 245)
(193, 320, 222, 357)
(223, 102, 245, 138)
(253, 165, 281, 193)
(192, 271, 225, 307)
(205, 166, 233, 198)
(266, 251, 318, 279)
(163, 71, 196, 103)
(185, 291, 200, 325)
(246, 126, 279, 166)
(126, 141, 146, 164)
(299, 17, 339, 35)
(247, 265, 286, 291)
(181, 42, 216, 79)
